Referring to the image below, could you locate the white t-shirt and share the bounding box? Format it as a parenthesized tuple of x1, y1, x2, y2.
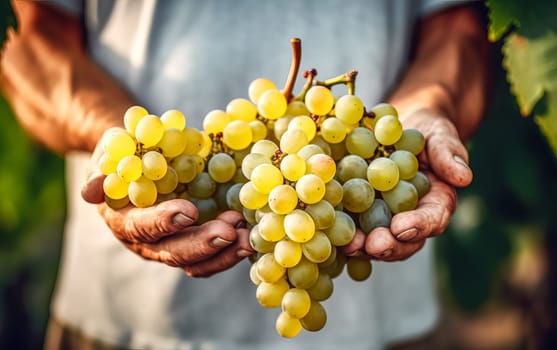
(49, 1, 465, 349)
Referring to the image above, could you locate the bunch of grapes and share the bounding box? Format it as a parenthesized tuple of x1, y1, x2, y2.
(97, 40, 430, 339)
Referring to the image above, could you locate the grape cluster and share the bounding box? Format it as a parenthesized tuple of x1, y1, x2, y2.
(99, 69, 429, 339)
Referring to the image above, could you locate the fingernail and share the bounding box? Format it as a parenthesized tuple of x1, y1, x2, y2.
(454, 155, 469, 168)
(234, 220, 248, 229)
(377, 249, 392, 258)
(173, 213, 195, 227)
(347, 250, 364, 258)
(236, 248, 253, 257)
(211, 237, 234, 248)
(397, 228, 418, 241)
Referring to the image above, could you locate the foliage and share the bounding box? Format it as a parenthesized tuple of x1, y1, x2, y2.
(0, 0, 16, 54)
(487, 0, 557, 157)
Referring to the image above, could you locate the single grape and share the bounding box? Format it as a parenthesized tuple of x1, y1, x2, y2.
(103, 173, 129, 200)
(248, 78, 278, 104)
(366, 102, 398, 129)
(287, 257, 319, 289)
(160, 109, 186, 130)
(249, 120, 268, 142)
(346, 258, 373, 281)
(157, 128, 186, 158)
(181, 128, 205, 155)
(281, 288, 311, 319)
(284, 209, 316, 243)
(390, 150, 419, 180)
(374, 114, 402, 146)
(99, 153, 118, 175)
(320, 117, 347, 144)
(188, 197, 218, 224)
(367, 157, 400, 191)
(267, 184, 298, 215)
(335, 94, 364, 125)
(273, 116, 292, 140)
(324, 211, 355, 246)
(306, 153, 336, 183)
(288, 115, 316, 141)
(358, 199, 392, 233)
(223, 120, 253, 150)
(239, 181, 268, 210)
(256, 279, 289, 308)
(135, 115, 164, 148)
(408, 171, 430, 198)
(203, 109, 231, 135)
(117, 155, 143, 182)
(285, 100, 310, 116)
(105, 195, 130, 210)
(251, 164, 283, 194)
(274, 238, 302, 268)
(241, 152, 272, 180)
(305, 200, 336, 230)
(345, 127, 378, 159)
(258, 212, 286, 242)
(226, 98, 257, 122)
(295, 174, 326, 205)
(154, 166, 178, 194)
(225, 182, 244, 212)
(342, 178, 375, 213)
(170, 154, 198, 184)
(381, 180, 419, 214)
(102, 129, 136, 162)
(207, 153, 236, 183)
(301, 300, 327, 332)
(394, 128, 425, 155)
(280, 154, 306, 181)
(188, 172, 217, 199)
(256, 252, 286, 283)
(128, 176, 157, 208)
(306, 272, 334, 301)
(280, 128, 308, 154)
(323, 179, 343, 207)
(329, 140, 347, 161)
(305, 86, 334, 116)
(276, 311, 302, 338)
(302, 231, 332, 263)
(142, 151, 168, 181)
(123, 105, 148, 135)
(249, 262, 262, 285)
(249, 225, 276, 254)
(297, 144, 324, 161)
(251, 139, 279, 159)
(258, 89, 287, 120)
(336, 155, 368, 183)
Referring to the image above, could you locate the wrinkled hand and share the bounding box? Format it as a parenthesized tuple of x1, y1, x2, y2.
(342, 108, 472, 261)
(81, 130, 254, 277)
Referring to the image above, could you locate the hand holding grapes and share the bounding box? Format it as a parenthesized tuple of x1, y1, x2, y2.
(81, 127, 254, 277)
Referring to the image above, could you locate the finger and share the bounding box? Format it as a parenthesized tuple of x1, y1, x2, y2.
(216, 210, 248, 228)
(183, 227, 254, 277)
(82, 171, 106, 203)
(425, 119, 473, 187)
(390, 171, 457, 242)
(98, 199, 199, 243)
(129, 219, 240, 268)
(339, 229, 369, 258)
(365, 227, 426, 261)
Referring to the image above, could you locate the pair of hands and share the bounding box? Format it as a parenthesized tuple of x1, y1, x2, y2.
(81, 108, 472, 277)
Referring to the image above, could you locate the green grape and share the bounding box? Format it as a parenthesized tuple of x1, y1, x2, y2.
(249, 120, 268, 142)
(306, 272, 334, 301)
(305, 201, 336, 230)
(249, 225, 276, 254)
(324, 211, 355, 246)
(160, 109, 186, 130)
(99, 153, 117, 175)
(296, 174, 325, 205)
(189, 197, 218, 224)
(123, 106, 149, 135)
(203, 109, 231, 135)
(255, 205, 273, 223)
(302, 231, 332, 263)
(116, 155, 142, 182)
(342, 178, 375, 213)
(156, 192, 177, 204)
(226, 97, 257, 122)
(318, 246, 337, 269)
(103, 173, 129, 200)
(367, 157, 400, 191)
(256, 279, 289, 308)
(198, 132, 212, 158)
(170, 154, 197, 184)
(390, 150, 419, 180)
(223, 120, 253, 150)
(135, 115, 164, 148)
(335, 94, 364, 125)
(258, 212, 286, 242)
(366, 102, 398, 129)
(276, 311, 302, 338)
(280, 128, 308, 154)
(251, 139, 279, 159)
(329, 140, 347, 161)
(408, 171, 430, 198)
(241, 153, 272, 180)
(243, 207, 258, 226)
(346, 258, 373, 281)
(258, 89, 287, 120)
(323, 179, 343, 207)
(256, 252, 286, 283)
(286, 100, 310, 116)
(287, 257, 319, 289)
(288, 115, 316, 141)
(232, 146, 251, 167)
(374, 115, 403, 145)
(239, 181, 268, 210)
(306, 153, 336, 183)
(248, 78, 278, 104)
(181, 128, 205, 155)
(105, 195, 130, 210)
(232, 168, 248, 184)
(358, 199, 392, 233)
(382, 180, 419, 214)
(297, 144, 324, 161)
(154, 166, 178, 194)
(301, 300, 327, 332)
(280, 154, 306, 181)
(225, 182, 244, 212)
(305, 86, 334, 116)
(320, 251, 346, 279)
(207, 153, 236, 183)
(128, 176, 157, 208)
(142, 151, 168, 181)
(157, 128, 186, 158)
(249, 262, 262, 285)
(102, 129, 136, 162)
(188, 172, 216, 199)
(320, 117, 347, 144)
(282, 288, 311, 319)
(274, 238, 302, 268)
(345, 127, 378, 159)
(310, 136, 332, 156)
(250, 164, 283, 195)
(273, 116, 292, 140)
(336, 155, 368, 183)
(284, 209, 315, 243)
(394, 128, 425, 155)
(268, 184, 298, 215)
(213, 182, 233, 211)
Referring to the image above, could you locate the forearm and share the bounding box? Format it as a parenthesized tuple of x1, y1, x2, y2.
(388, 4, 492, 141)
(0, 1, 135, 153)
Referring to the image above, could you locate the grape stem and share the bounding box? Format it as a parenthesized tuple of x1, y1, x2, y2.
(294, 68, 318, 101)
(282, 38, 302, 101)
(315, 70, 358, 95)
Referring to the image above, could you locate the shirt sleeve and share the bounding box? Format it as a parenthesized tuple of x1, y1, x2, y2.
(419, 0, 479, 17)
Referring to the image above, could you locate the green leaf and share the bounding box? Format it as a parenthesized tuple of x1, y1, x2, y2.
(486, 0, 520, 41)
(533, 89, 557, 157)
(0, 0, 17, 53)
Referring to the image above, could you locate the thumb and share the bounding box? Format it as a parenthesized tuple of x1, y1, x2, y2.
(82, 171, 106, 204)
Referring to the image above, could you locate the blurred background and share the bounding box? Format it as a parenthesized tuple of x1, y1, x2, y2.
(1, 1, 557, 349)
